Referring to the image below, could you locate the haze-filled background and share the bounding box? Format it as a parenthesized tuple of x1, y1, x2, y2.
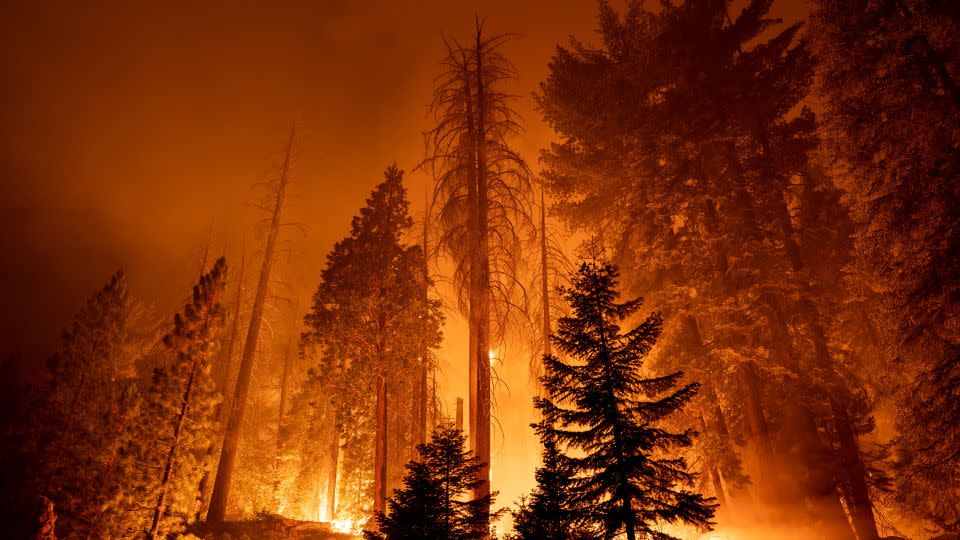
(0, 0, 807, 516)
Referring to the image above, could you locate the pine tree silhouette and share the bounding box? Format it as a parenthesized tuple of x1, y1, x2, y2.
(509, 433, 590, 540)
(534, 260, 715, 540)
(366, 424, 496, 540)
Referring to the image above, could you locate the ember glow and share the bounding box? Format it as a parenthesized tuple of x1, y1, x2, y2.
(1, 1, 958, 540)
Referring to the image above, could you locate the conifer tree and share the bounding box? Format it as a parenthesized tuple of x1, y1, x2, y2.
(364, 461, 447, 540)
(109, 257, 228, 540)
(810, 1, 960, 531)
(366, 424, 495, 540)
(509, 435, 588, 540)
(35, 271, 137, 537)
(538, 1, 879, 534)
(301, 165, 443, 524)
(534, 261, 715, 540)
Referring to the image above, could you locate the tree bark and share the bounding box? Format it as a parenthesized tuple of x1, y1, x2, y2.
(273, 328, 294, 509)
(456, 397, 464, 431)
(326, 426, 339, 522)
(373, 375, 388, 518)
(472, 26, 492, 539)
(540, 186, 552, 363)
(737, 361, 774, 479)
(417, 363, 428, 448)
(207, 127, 293, 523)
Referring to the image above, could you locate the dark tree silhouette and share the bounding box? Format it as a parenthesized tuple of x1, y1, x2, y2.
(208, 128, 295, 523)
(422, 22, 534, 535)
(534, 261, 715, 540)
(509, 436, 589, 540)
(366, 424, 494, 540)
(811, 1, 960, 531)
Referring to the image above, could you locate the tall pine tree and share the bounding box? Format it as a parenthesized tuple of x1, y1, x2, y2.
(534, 261, 715, 540)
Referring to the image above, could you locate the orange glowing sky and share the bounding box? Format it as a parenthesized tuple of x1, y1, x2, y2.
(0, 0, 808, 517)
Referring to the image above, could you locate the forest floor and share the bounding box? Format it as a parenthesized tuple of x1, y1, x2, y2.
(188, 514, 359, 540)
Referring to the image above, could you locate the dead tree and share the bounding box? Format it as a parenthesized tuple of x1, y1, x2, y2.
(207, 128, 295, 523)
(421, 21, 534, 536)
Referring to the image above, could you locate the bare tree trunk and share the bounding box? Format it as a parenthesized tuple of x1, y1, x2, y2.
(538, 186, 552, 387)
(417, 197, 430, 451)
(737, 361, 774, 477)
(472, 26, 492, 539)
(455, 397, 464, 431)
(273, 328, 294, 509)
(326, 428, 339, 521)
(462, 53, 480, 468)
(833, 402, 878, 540)
(373, 375, 388, 519)
(417, 363, 428, 448)
(147, 359, 201, 540)
(430, 374, 438, 432)
(207, 128, 294, 523)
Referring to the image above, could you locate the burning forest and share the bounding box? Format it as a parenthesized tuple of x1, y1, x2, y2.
(1, 1, 959, 539)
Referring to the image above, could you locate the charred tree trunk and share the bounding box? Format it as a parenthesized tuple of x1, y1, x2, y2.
(455, 397, 464, 431)
(373, 375, 388, 519)
(273, 329, 294, 508)
(538, 186, 552, 391)
(207, 128, 293, 523)
(430, 373, 438, 432)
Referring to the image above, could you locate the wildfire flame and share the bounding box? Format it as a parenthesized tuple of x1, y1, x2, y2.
(330, 516, 361, 534)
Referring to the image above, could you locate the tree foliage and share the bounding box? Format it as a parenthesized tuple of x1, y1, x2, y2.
(299, 165, 443, 522)
(535, 261, 715, 540)
(366, 424, 496, 540)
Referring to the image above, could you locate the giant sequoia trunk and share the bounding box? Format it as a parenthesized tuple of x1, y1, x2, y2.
(207, 128, 293, 523)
